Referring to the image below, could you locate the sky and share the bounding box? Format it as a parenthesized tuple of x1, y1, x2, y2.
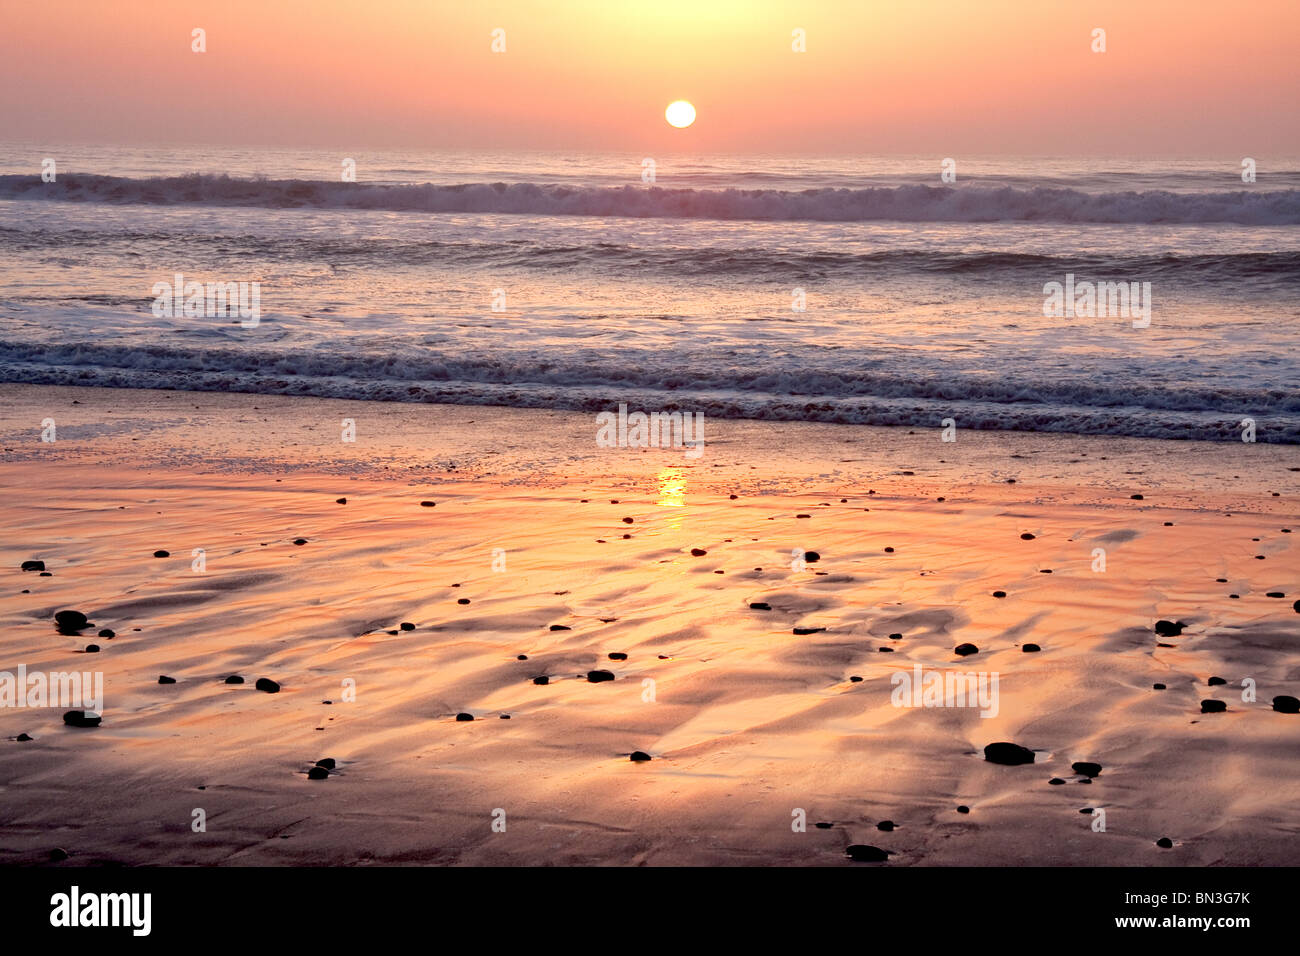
(1, 0, 1297, 154)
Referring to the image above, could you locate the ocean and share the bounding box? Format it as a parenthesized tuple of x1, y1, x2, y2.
(1, 145, 1297, 441)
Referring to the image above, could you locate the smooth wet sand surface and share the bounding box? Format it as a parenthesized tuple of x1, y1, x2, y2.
(1, 384, 1297, 865)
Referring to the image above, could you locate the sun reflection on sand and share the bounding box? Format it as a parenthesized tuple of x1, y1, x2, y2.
(656, 469, 686, 508)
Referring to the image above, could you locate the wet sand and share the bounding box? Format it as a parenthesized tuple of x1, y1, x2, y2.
(1, 383, 1297, 865)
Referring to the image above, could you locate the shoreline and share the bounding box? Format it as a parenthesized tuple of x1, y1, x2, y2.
(3, 383, 1298, 496)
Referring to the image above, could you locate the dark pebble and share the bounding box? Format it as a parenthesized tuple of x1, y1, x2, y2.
(1265, 592, 1284, 598)
(1072, 761, 1102, 777)
(845, 845, 891, 862)
(420, 501, 435, 507)
(793, 627, 825, 635)
(50, 848, 68, 862)
(630, 751, 652, 762)
(53, 610, 89, 630)
(1023, 643, 1041, 652)
(1048, 778, 1066, 785)
(1131, 494, 1144, 500)
(690, 548, 707, 556)
(1156, 837, 1173, 848)
(532, 676, 549, 685)
(587, 670, 615, 683)
(957, 805, 970, 814)
(608, 652, 627, 660)
(1272, 695, 1300, 714)
(153, 550, 170, 558)
(315, 758, 336, 769)
(400, 622, 415, 631)
(876, 820, 895, 831)
(517, 654, 528, 660)
(1153, 683, 1166, 690)
(992, 590, 1007, 598)
(984, 742, 1035, 765)
(62, 710, 101, 728)
(255, 678, 280, 693)
(1207, 676, 1226, 686)
(84, 644, 99, 653)
(954, 643, 979, 656)
(878, 647, 894, 652)
(98, 629, 114, 638)
(457, 598, 470, 605)
(814, 821, 833, 829)
(455, 712, 474, 721)
(622, 517, 633, 524)
(1200, 699, 1227, 713)
(550, 624, 571, 631)
(849, 676, 863, 682)
(293, 538, 307, 546)
(307, 766, 329, 780)
(804, 551, 820, 562)
(16, 733, 32, 741)
(20, 560, 45, 572)
(158, 675, 176, 684)
(1154, 620, 1184, 637)
(1020, 532, 1035, 540)
(336, 497, 346, 504)
(749, 602, 771, 610)
(883, 546, 894, 553)
(224, 675, 244, 684)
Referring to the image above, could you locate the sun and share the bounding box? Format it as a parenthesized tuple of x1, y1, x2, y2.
(665, 100, 696, 129)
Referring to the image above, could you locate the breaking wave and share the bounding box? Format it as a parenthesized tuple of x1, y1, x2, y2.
(4, 174, 1299, 225)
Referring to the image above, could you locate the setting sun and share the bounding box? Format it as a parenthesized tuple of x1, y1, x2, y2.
(665, 100, 696, 128)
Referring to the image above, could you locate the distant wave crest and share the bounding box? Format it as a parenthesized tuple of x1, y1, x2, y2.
(4, 174, 1299, 224)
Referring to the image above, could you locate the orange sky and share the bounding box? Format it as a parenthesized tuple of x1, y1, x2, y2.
(1, 0, 1297, 153)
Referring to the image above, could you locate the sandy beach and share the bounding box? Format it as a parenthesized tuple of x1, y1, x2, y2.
(0, 382, 1295, 866)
